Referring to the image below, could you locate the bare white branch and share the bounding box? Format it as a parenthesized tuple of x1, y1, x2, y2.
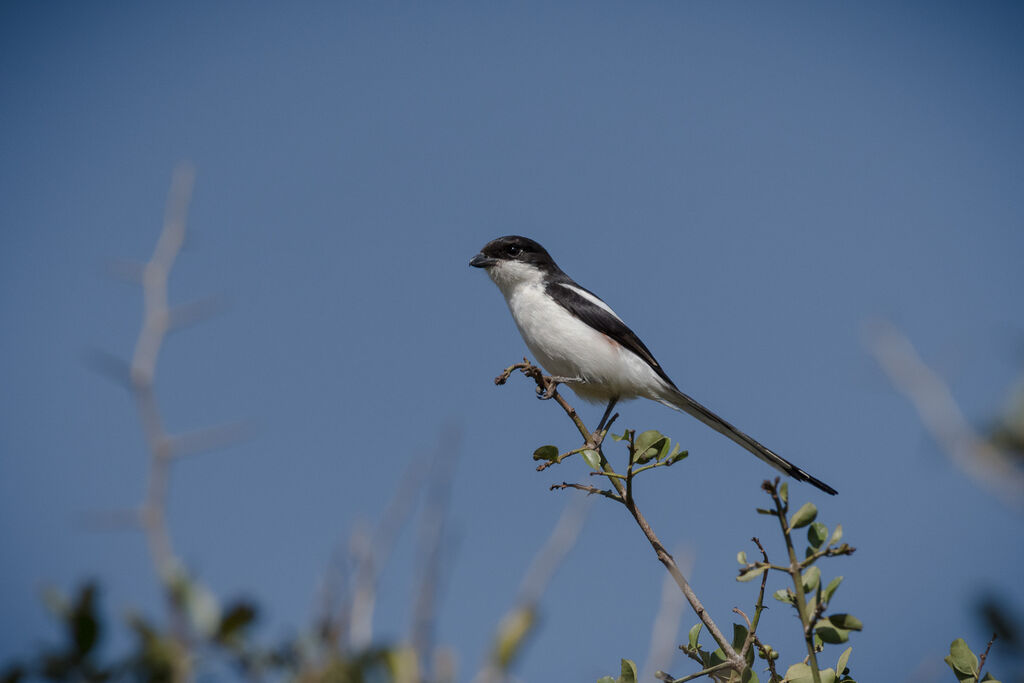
(865, 318, 1024, 507)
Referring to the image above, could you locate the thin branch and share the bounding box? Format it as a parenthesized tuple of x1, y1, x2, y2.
(764, 479, 821, 683)
(499, 360, 746, 673)
(410, 425, 463, 673)
(752, 635, 780, 682)
(517, 496, 590, 605)
(549, 482, 620, 502)
(474, 497, 591, 683)
(345, 452, 431, 651)
(657, 660, 734, 683)
(641, 547, 692, 683)
(168, 420, 251, 459)
(106, 162, 198, 682)
(736, 537, 770, 659)
(865, 319, 1024, 507)
(976, 633, 997, 683)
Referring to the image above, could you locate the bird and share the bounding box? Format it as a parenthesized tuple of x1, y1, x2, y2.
(469, 235, 836, 495)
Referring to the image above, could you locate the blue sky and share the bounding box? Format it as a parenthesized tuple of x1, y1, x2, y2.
(1, 2, 1022, 680)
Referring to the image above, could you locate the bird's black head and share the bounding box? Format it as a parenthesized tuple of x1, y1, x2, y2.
(469, 235, 557, 271)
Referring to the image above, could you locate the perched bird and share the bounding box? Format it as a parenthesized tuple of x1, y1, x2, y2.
(470, 235, 836, 495)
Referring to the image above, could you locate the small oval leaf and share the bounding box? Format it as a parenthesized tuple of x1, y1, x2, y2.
(688, 623, 702, 649)
(737, 565, 768, 582)
(945, 637, 978, 675)
(788, 502, 818, 530)
(782, 662, 813, 683)
(532, 445, 559, 462)
(633, 430, 666, 463)
(801, 565, 821, 593)
(808, 522, 828, 549)
(619, 658, 638, 683)
(823, 575, 843, 605)
(582, 449, 601, 470)
(836, 646, 852, 675)
(828, 613, 863, 631)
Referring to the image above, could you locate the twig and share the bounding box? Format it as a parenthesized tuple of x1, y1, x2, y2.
(865, 319, 1024, 507)
(641, 547, 691, 682)
(752, 634, 780, 682)
(345, 452, 431, 650)
(474, 497, 591, 683)
(763, 480, 821, 683)
(976, 633, 997, 682)
(411, 425, 462, 673)
(550, 482, 619, 502)
(657, 660, 734, 683)
(131, 165, 196, 650)
(500, 360, 746, 673)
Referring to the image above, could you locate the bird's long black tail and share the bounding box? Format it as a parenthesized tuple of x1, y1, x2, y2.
(659, 387, 837, 495)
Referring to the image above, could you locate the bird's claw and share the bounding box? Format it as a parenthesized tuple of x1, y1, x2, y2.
(535, 378, 559, 400)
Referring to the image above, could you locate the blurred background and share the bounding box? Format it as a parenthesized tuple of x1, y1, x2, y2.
(1, 2, 1022, 681)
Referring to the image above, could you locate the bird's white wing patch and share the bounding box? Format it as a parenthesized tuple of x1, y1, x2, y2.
(558, 283, 623, 321)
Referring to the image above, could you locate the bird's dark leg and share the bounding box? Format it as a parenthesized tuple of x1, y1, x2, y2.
(595, 397, 619, 435)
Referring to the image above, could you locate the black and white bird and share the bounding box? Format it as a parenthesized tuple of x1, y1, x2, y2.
(470, 235, 836, 495)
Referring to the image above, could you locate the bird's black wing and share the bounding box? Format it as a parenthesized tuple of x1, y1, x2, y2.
(545, 279, 677, 388)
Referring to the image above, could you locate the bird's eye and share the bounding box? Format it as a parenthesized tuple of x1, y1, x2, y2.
(506, 245, 522, 257)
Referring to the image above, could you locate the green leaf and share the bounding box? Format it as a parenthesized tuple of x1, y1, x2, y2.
(532, 445, 559, 462)
(688, 623, 702, 650)
(582, 449, 601, 470)
(829, 524, 843, 546)
(808, 522, 828, 549)
(737, 551, 748, 565)
(836, 646, 852, 675)
(69, 583, 100, 658)
(665, 443, 689, 465)
(804, 591, 819, 623)
(779, 482, 789, 504)
(731, 623, 749, 650)
(707, 646, 727, 668)
(216, 601, 257, 643)
(610, 431, 630, 442)
(618, 658, 638, 683)
(818, 668, 837, 683)
(823, 575, 843, 605)
(782, 662, 814, 683)
(755, 507, 775, 515)
(773, 588, 795, 605)
(827, 614, 863, 631)
(944, 638, 978, 677)
(633, 430, 667, 464)
(815, 621, 850, 644)
(801, 565, 821, 593)
(737, 565, 768, 582)
(788, 502, 817, 530)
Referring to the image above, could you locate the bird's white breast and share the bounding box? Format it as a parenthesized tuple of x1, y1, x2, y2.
(487, 261, 666, 403)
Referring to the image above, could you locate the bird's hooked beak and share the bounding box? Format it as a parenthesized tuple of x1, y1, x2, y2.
(469, 253, 497, 268)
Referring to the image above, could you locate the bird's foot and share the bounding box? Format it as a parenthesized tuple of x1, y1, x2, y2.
(535, 375, 582, 400)
(536, 377, 559, 400)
